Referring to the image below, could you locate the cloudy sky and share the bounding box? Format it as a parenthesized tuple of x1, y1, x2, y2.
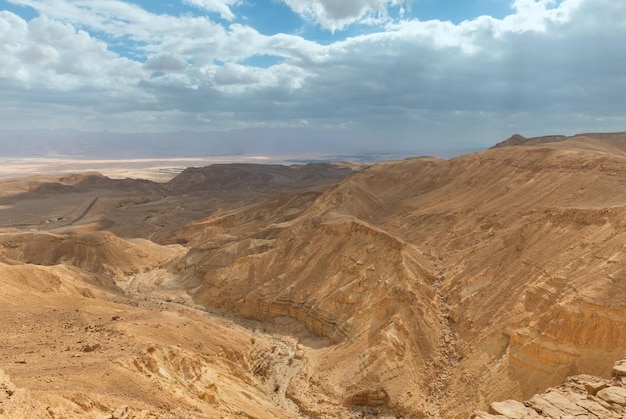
(0, 0, 624, 158)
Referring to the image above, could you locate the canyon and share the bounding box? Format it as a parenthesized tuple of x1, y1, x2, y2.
(1, 132, 625, 418)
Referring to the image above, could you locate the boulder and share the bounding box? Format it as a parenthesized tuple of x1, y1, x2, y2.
(612, 359, 626, 378)
(597, 386, 626, 407)
(527, 391, 587, 417)
(488, 400, 540, 418)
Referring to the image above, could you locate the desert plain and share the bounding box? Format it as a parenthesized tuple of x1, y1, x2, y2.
(1, 133, 626, 418)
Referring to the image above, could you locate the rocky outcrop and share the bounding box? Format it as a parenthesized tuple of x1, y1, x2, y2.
(471, 358, 626, 418)
(0, 368, 48, 418)
(346, 388, 390, 407)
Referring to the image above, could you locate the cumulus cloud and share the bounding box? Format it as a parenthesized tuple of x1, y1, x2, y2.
(0, 11, 141, 90)
(280, 0, 407, 31)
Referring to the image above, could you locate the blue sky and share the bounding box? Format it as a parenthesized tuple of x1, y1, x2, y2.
(0, 0, 625, 158)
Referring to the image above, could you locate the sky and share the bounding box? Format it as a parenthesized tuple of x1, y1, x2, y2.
(0, 0, 625, 158)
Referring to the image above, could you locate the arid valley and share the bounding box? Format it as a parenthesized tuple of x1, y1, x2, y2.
(1, 133, 626, 418)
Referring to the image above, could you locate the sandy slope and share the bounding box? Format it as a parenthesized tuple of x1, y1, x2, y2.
(0, 241, 307, 418)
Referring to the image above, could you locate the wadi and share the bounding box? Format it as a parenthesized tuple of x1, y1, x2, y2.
(1, 132, 625, 418)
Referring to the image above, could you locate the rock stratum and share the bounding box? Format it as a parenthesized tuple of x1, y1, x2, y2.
(0, 135, 625, 417)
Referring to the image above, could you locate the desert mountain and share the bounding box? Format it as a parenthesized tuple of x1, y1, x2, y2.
(165, 162, 358, 194)
(150, 136, 626, 417)
(492, 131, 626, 155)
(1, 133, 625, 417)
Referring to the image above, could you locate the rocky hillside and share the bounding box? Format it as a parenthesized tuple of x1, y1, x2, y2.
(472, 359, 626, 418)
(1, 132, 626, 418)
(153, 134, 626, 417)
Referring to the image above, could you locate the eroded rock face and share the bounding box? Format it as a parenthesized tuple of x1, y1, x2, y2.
(472, 358, 626, 418)
(183, 215, 443, 415)
(346, 388, 390, 407)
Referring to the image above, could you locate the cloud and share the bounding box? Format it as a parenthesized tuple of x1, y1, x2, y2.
(280, 0, 407, 31)
(1, 0, 626, 151)
(145, 53, 188, 72)
(0, 11, 141, 90)
(183, 0, 241, 20)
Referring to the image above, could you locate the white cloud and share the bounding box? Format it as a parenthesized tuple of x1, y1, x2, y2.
(183, 0, 241, 20)
(213, 62, 308, 93)
(1, 0, 626, 150)
(0, 11, 142, 91)
(280, 0, 407, 31)
(495, 0, 584, 33)
(6, 0, 232, 57)
(145, 53, 188, 72)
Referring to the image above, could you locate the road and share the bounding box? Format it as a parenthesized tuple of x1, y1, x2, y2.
(63, 197, 99, 227)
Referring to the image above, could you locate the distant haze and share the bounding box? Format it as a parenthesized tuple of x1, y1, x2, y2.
(0, 128, 482, 160)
